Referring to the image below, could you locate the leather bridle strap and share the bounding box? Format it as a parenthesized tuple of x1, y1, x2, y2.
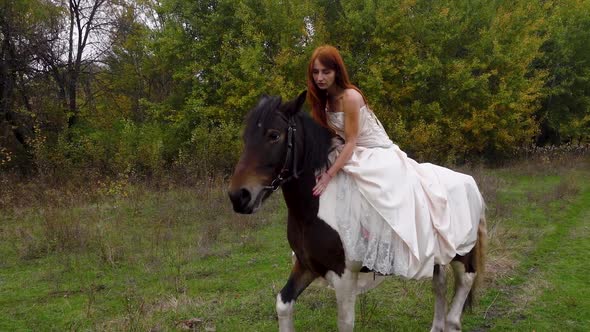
(262, 115, 303, 192)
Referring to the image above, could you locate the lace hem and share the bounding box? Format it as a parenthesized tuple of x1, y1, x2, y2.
(329, 171, 411, 276)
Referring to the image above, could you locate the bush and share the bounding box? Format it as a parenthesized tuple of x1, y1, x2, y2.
(176, 121, 242, 178)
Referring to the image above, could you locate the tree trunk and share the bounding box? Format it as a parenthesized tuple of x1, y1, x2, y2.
(67, 72, 78, 127)
(0, 19, 14, 122)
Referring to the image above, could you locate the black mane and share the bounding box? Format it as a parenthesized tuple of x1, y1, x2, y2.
(297, 111, 333, 174)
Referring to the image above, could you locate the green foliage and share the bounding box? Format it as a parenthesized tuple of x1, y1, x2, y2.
(535, 0, 590, 144)
(177, 120, 243, 177)
(319, 0, 547, 162)
(3, 0, 590, 176)
(156, 0, 317, 121)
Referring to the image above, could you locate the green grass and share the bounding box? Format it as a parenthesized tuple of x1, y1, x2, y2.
(478, 170, 590, 331)
(1, 157, 589, 331)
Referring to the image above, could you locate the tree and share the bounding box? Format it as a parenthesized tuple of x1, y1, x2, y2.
(535, 0, 590, 145)
(0, 0, 63, 169)
(37, 0, 110, 127)
(312, 0, 547, 162)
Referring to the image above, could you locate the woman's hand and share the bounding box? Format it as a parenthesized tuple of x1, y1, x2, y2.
(313, 172, 333, 196)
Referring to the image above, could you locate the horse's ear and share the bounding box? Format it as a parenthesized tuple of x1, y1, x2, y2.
(295, 90, 307, 111)
(284, 90, 307, 116)
(257, 94, 281, 109)
(258, 93, 269, 104)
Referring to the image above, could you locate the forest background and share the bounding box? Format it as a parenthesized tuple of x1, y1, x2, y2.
(1, 0, 589, 181)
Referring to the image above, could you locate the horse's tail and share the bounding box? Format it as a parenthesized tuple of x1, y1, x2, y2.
(464, 210, 487, 311)
(474, 212, 487, 288)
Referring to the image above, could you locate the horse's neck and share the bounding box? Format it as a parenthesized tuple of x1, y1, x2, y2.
(281, 173, 318, 223)
(281, 115, 328, 224)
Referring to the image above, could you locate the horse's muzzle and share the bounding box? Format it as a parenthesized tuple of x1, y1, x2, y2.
(228, 188, 254, 214)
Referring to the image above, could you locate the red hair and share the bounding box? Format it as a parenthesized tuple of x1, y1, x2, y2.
(306, 45, 366, 128)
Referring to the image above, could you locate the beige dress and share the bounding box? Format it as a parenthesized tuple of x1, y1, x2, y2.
(318, 106, 484, 279)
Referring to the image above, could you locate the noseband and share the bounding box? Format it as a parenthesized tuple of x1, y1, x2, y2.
(263, 114, 303, 192)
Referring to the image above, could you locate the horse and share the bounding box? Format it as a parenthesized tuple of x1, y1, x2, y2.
(228, 91, 487, 332)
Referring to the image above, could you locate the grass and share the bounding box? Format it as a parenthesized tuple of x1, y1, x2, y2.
(476, 168, 590, 331)
(0, 176, 287, 331)
(1, 154, 589, 331)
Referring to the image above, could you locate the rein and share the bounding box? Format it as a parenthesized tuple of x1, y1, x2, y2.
(263, 114, 304, 192)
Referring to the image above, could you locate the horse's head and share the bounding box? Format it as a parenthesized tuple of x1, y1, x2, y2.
(228, 91, 308, 214)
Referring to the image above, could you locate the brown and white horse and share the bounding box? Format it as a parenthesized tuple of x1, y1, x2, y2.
(228, 91, 487, 332)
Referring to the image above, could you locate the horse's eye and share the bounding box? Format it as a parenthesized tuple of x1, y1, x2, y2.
(268, 131, 281, 142)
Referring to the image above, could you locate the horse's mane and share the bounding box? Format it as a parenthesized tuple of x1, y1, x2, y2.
(244, 95, 333, 175)
(296, 111, 333, 174)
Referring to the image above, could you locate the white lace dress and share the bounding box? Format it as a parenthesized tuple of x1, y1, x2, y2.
(318, 106, 484, 279)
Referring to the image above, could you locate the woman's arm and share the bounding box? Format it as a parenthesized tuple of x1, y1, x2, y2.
(312, 91, 362, 196)
(325, 98, 359, 177)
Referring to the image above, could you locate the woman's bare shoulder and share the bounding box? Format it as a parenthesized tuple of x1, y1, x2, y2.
(342, 89, 364, 111)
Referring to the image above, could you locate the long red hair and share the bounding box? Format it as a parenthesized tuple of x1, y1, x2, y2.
(306, 45, 366, 128)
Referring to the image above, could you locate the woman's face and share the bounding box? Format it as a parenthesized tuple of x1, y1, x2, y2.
(312, 59, 336, 90)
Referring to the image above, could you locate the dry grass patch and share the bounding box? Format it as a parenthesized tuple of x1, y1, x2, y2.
(512, 270, 551, 311)
(507, 144, 590, 176)
(2, 172, 276, 265)
(458, 165, 513, 219)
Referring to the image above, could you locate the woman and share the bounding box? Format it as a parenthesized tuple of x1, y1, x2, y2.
(306, 45, 483, 279)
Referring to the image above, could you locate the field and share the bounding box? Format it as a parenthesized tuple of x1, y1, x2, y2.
(1, 154, 589, 331)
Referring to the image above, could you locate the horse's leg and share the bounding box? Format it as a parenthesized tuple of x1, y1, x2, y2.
(326, 268, 359, 332)
(446, 215, 486, 331)
(276, 259, 317, 332)
(446, 260, 475, 331)
(430, 264, 447, 332)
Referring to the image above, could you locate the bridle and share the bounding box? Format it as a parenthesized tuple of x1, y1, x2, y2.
(262, 113, 303, 192)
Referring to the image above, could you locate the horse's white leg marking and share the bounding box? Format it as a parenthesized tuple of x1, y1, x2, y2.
(430, 265, 447, 332)
(276, 293, 295, 332)
(447, 261, 475, 331)
(326, 269, 358, 332)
